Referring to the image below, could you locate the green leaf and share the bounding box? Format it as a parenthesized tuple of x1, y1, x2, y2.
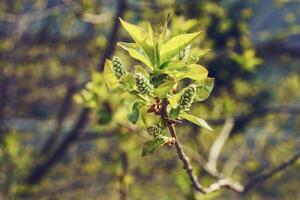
(119, 18, 156, 68)
(135, 65, 149, 78)
(150, 73, 168, 88)
(169, 108, 180, 119)
(160, 31, 204, 65)
(153, 81, 176, 98)
(194, 78, 214, 102)
(103, 59, 119, 91)
(141, 137, 168, 157)
(180, 113, 213, 131)
(186, 49, 211, 64)
(117, 42, 153, 69)
(119, 18, 148, 45)
(127, 101, 143, 124)
(174, 64, 208, 81)
(129, 90, 148, 102)
(160, 61, 187, 71)
(168, 89, 184, 108)
(119, 73, 135, 91)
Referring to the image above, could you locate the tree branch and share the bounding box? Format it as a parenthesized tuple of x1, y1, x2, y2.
(243, 150, 300, 194)
(24, 0, 127, 186)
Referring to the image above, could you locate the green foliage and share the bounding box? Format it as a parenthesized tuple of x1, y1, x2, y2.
(105, 17, 214, 156)
(128, 101, 143, 124)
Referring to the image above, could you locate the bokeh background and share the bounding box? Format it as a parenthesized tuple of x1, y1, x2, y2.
(1, 0, 300, 199)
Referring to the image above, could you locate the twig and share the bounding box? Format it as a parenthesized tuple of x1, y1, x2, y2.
(168, 123, 207, 193)
(160, 99, 205, 193)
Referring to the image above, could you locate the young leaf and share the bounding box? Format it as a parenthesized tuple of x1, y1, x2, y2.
(153, 81, 176, 98)
(117, 42, 153, 69)
(141, 137, 168, 157)
(103, 59, 120, 91)
(160, 31, 204, 65)
(135, 65, 149, 78)
(173, 64, 208, 81)
(119, 73, 135, 91)
(119, 18, 148, 45)
(180, 113, 213, 131)
(128, 101, 143, 124)
(194, 78, 214, 102)
(119, 18, 156, 68)
(168, 89, 184, 108)
(186, 49, 211, 64)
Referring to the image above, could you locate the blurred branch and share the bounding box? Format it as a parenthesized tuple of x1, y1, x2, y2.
(25, 107, 90, 184)
(162, 98, 300, 195)
(119, 151, 128, 200)
(24, 0, 127, 185)
(0, 5, 64, 23)
(39, 80, 79, 155)
(61, 0, 111, 24)
(242, 150, 300, 194)
(208, 104, 300, 125)
(207, 118, 235, 173)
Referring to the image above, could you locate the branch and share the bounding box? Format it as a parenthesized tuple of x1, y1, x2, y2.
(161, 100, 242, 194)
(24, 0, 127, 185)
(25, 107, 90, 184)
(167, 123, 206, 193)
(243, 150, 300, 194)
(207, 118, 235, 173)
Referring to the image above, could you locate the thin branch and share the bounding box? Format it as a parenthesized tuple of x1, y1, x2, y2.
(243, 150, 300, 194)
(167, 123, 206, 193)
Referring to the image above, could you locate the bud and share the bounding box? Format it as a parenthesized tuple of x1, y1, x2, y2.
(178, 45, 190, 62)
(147, 125, 163, 138)
(177, 84, 196, 112)
(112, 56, 126, 79)
(134, 73, 153, 95)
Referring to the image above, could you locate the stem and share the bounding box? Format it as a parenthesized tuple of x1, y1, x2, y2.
(161, 99, 205, 193)
(167, 123, 206, 193)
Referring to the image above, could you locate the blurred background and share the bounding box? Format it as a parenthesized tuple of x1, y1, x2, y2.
(0, 0, 300, 199)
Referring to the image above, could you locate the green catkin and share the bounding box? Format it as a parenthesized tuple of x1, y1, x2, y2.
(177, 84, 196, 112)
(112, 56, 126, 79)
(147, 125, 163, 138)
(134, 73, 153, 95)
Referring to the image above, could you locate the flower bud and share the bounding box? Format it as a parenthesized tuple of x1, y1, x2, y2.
(147, 125, 163, 138)
(112, 56, 126, 79)
(134, 73, 153, 95)
(177, 84, 196, 112)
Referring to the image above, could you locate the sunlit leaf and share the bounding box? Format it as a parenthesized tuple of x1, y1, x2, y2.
(117, 42, 153, 69)
(135, 65, 149, 78)
(186, 49, 211, 64)
(119, 18, 156, 68)
(180, 113, 213, 131)
(153, 81, 176, 98)
(103, 59, 119, 91)
(177, 64, 208, 81)
(160, 31, 204, 65)
(194, 78, 214, 102)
